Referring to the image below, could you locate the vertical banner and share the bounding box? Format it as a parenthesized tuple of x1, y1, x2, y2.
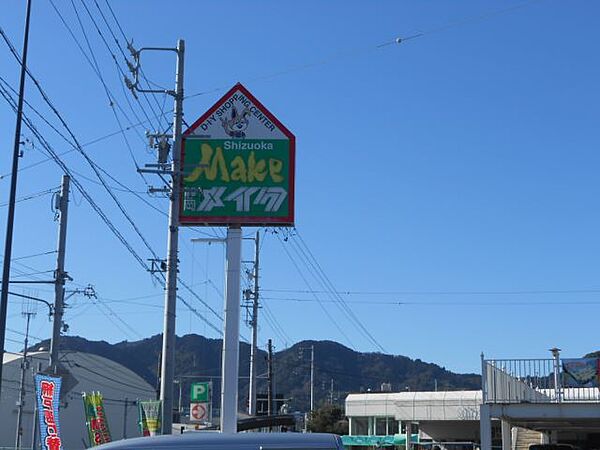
(138, 400, 162, 436)
(82, 392, 112, 446)
(34, 374, 63, 450)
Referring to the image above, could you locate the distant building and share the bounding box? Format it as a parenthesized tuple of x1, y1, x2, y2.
(1, 350, 156, 448)
(345, 390, 493, 448)
(344, 353, 600, 450)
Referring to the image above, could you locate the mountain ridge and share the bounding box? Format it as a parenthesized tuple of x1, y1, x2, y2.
(31, 334, 481, 411)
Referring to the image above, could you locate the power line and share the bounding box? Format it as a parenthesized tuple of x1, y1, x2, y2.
(53, 0, 153, 189)
(2, 31, 223, 339)
(0, 28, 165, 274)
(99, 0, 170, 130)
(274, 232, 355, 349)
(92, 0, 168, 130)
(0, 187, 56, 207)
(262, 288, 600, 296)
(182, 0, 544, 101)
(11, 250, 57, 261)
(292, 230, 386, 353)
(73, 0, 162, 134)
(0, 85, 223, 341)
(0, 82, 148, 287)
(6, 327, 44, 342)
(262, 297, 600, 306)
(261, 300, 292, 348)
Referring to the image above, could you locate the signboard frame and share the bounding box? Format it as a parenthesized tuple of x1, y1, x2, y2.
(179, 82, 295, 226)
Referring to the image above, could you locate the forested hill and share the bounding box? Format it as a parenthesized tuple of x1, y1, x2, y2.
(31, 334, 481, 411)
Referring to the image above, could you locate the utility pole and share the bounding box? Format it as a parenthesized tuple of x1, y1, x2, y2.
(15, 307, 36, 449)
(127, 39, 185, 434)
(0, 0, 33, 401)
(299, 344, 315, 414)
(248, 231, 260, 416)
(31, 361, 42, 450)
(267, 339, 273, 417)
(122, 398, 128, 439)
(160, 39, 184, 435)
(49, 175, 70, 372)
(329, 379, 334, 405)
(310, 344, 315, 413)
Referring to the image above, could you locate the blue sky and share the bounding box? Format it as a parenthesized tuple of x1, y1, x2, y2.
(1, 1, 599, 374)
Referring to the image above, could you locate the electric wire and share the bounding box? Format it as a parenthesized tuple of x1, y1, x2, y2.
(71, 0, 147, 162)
(0, 29, 166, 281)
(261, 297, 600, 306)
(0, 84, 223, 337)
(292, 230, 386, 352)
(261, 299, 292, 348)
(184, 0, 545, 101)
(48, 0, 147, 151)
(262, 288, 600, 296)
(92, 0, 169, 131)
(274, 233, 355, 349)
(101, 0, 170, 130)
(54, 0, 152, 190)
(3, 0, 545, 184)
(0, 187, 56, 207)
(11, 250, 57, 261)
(2, 31, 224, 333)
(74, 0, 162, 134)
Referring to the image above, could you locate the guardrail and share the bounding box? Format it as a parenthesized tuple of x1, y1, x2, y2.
(482, 356, 600, 404)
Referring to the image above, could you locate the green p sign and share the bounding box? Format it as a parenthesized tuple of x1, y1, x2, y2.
(190, 382, 210, 403)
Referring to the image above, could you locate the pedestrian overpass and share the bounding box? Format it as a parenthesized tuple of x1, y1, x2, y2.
(480, 351, 600, 450)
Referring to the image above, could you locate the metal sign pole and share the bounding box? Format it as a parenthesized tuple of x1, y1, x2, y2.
(220, 225, 242, 433)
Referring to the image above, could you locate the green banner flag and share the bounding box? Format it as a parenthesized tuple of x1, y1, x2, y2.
(138, 400, 162, 436)
(82, 392, 112, 446)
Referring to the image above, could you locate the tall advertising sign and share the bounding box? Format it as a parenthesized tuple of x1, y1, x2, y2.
(180, 82, 295, 226)
(34, 374, 63, 450)
(138, 400, 162, 436)
(82, 392, 112, 446)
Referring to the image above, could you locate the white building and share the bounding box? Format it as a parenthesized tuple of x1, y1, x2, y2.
(1, 350, 156, 449)
(344, 353, 600, 450)
(345, 390, 488, 447)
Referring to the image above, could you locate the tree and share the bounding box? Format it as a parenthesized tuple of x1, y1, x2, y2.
(307, 404, 349, 435)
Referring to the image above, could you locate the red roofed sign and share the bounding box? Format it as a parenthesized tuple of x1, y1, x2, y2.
(180, 83, 295, 226)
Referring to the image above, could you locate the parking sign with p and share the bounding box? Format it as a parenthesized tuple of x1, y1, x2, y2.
(190, 382, 210, 403)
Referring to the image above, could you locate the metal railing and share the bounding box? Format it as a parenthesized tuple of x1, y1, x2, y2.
(482, 356, 600, 404)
